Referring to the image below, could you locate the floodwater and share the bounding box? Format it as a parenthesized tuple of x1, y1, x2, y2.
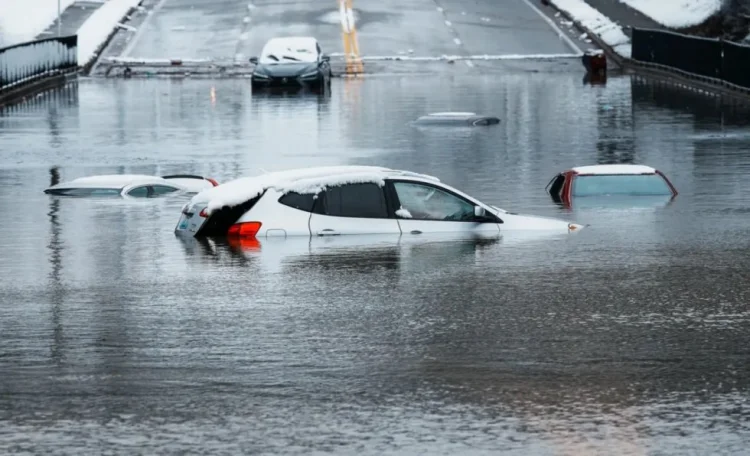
(1, 71, 750, 454)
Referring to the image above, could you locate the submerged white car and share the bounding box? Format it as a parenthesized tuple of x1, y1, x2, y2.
(44, 174, 219, 198)
(175, 166, 583, 239)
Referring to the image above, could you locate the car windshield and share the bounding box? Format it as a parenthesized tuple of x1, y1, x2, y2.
(260, 43, 317, 64)
(572, 174, 672, 196)
(47, 187, 123, 197)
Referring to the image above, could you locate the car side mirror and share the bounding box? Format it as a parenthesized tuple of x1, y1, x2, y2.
(474, 206, 486, 218)
(249, 57, 258, 64)
(321, 54, 330, 62)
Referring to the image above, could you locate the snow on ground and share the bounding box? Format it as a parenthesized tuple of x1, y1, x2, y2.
(0, 0, 140, 68)
(77, 0, 141, 66)
(549, 0, 632, 58)
(0, 0, 75, 47)
(618, 0, 723, 28)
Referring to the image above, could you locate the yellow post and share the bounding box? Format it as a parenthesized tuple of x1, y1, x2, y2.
(339, 0, 363, 74)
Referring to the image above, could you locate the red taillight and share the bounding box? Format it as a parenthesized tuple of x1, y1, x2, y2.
(207, 178, 219, 187)
(227, 221, 262, 238)
(227, 237, 261, 251)
(199, 208, 208, 217)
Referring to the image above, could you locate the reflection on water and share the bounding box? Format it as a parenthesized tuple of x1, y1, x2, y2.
(1, 74, 750, 454)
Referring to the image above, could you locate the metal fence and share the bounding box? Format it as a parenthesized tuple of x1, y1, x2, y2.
(631, 27, 750, 89)
(0, 35, 78, 92)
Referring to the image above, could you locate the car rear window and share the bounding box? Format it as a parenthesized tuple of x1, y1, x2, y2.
(572, 174, 672, 196)
(323, 183, 388, 218)
(279, 191, 317, 212)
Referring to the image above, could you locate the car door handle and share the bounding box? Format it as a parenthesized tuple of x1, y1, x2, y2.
(317, 229, 340, 236)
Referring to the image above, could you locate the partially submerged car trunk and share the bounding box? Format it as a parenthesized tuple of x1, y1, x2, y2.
(194, 192, 266, 237)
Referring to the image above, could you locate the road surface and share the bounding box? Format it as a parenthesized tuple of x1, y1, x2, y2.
(115, 0, 584, 61)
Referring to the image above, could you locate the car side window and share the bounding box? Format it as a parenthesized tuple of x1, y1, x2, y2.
(48, 188, 122, 197)
(323, 183, 388, 218)
(150, 185, 180, 196)
(392, 181, 476, 222)
(127, 186, 150, 198)
(279, 191, 317, 212)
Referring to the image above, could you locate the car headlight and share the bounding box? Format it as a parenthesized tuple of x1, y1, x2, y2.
(300, 71, 319, 79)
(252, 72, 270, 79)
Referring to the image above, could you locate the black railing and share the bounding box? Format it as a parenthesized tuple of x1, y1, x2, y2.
(0, 35, 78, 92)
(631, 27, 750, 89)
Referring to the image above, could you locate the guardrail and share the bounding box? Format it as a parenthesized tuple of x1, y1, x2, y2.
(0, 35, 78, 93)
(631, 27, 750, 91)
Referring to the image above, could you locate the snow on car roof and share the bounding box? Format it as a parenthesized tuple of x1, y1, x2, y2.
(49, 174, 167, 189)
(260, 36, 318, 63)
(571, 164, 657, 175)
(193, 166, 440, 215)
(427, 112, 477, 117)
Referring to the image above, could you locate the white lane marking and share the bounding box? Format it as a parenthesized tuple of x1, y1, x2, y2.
(445, 20, 452, 26)
(520, 0, 583, 55)
(436, 6, 443, 12)
(121, 0, 170, 57)
(453, 37, 461, 45)
(465, 60, 474, 67)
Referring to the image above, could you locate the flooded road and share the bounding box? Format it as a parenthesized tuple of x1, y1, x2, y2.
(1, 71, 750, 454)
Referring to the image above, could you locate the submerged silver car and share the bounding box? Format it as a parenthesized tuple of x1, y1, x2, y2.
(44, 174, 219, 198)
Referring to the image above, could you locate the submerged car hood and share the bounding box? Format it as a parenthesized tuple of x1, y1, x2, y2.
(488, 205, 584, 230)
(254, 62, 317, 77)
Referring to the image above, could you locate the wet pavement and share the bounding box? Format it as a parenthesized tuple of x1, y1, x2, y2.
(114, 0, 586, 61)
(1, 69, 750, 453)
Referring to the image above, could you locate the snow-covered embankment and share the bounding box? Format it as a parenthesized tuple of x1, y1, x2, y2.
(77, 0, 141, 67)
(547, 0, 632, 58)
(0, 0, 76, 47)
(546, 0, 726, 60)
(617, 0, 723, 29)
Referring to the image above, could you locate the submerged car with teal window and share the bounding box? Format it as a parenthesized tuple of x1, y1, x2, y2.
(546, 164, 678, 208)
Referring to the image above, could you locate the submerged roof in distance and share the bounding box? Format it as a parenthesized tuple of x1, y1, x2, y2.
(427, 112, 478, 117)
(571, 164, 658, 175)
(414, 112, 500, 126)
(49, 174, 165, 189)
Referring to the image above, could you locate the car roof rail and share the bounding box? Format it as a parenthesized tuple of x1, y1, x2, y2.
(162, 174, 206, 180)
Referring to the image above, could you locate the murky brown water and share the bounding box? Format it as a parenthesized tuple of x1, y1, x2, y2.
(1, 72, 750, 454)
